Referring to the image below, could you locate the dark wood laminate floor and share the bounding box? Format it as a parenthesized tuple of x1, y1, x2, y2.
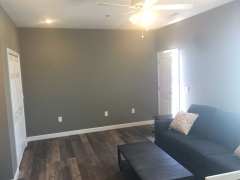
(18, 125, 154, 180)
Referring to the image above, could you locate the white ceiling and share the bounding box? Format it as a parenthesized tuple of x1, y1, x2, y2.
(0, 0, 234, 30)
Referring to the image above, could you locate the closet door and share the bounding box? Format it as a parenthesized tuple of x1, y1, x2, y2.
(7, 48, 27, 166)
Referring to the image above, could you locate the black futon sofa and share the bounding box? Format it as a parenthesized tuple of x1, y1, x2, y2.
(155, 104, 240, 180)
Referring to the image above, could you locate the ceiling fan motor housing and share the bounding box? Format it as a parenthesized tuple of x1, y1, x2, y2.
(131, 0, 144, 7)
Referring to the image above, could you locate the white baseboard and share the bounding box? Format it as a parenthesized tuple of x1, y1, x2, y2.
(27, 120, 154, 142)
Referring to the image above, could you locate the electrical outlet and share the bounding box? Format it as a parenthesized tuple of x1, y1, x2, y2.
(58, 117, 62, 122)
(105, 111, 108, 116)
(132, 108, 135, 113)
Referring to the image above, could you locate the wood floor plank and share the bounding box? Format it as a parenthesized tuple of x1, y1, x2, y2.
(85, 133, 94, 144)
(71, 140, 85, 164)
(46, 163, 55, 180)
(38, 159, 47, 180)
(115, 128, 135, 143)
(59, 138, 69, 167)
(25, 141, 37, 151)
(109, 130, 125, 145)
(88, 132, 104, 142)
(18, 150, 31, 179)
(68, 158, 82, 180)
(54, 162, 63, 180)
(98, 131, 118, 153)
(19, 150, 35, 179)
(29, 156, 42, 180)
(115, 129, 132, 144)
(34, 140, 48, 160)
(18, 125, 154, 180)
(74, 136, 91, 164)
(61, 166, 72, 180)
(121, 127, 147, 142)
(91, 164, 107, 180)
(133, 126, 150, 137)
(100, 157, 120, 177)
(77, 163, 88, 180)
(47, 140, 60, 164)
(64, 137, 76, 159)
(88, 141, 112, 161)
(78, 163, 95, 180)
(133, 126, 154, 138)
(80, 134, 100, 165)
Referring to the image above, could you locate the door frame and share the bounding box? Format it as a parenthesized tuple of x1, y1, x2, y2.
(7, 48, 27, 166)
(157, 49, 180, 115)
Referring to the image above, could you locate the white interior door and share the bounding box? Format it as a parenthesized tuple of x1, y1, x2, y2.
(7, 48, 27, 166)
(158, 49, 179, 115)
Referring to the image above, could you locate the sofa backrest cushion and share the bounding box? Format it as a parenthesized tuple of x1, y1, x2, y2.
(187, 104, 217, 137)
(205, 110, 240, 150)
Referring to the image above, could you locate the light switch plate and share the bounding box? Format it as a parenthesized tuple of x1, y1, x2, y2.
(183, 86, 189, 93)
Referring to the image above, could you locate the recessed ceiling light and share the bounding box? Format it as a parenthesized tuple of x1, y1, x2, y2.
(45, 19, 52, 24)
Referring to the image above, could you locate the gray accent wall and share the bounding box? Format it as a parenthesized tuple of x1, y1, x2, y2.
(156, 1, 240, 113)
(19, 29, 158, 137)
(0, 4, 20, 180)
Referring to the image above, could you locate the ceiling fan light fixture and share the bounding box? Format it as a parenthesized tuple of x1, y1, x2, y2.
(129, 12, 141, 24)
(140, 10, 156, 26)
(98, 1, 193, 28)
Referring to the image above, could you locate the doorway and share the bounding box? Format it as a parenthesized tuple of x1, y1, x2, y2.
(157, 49, 179, 115)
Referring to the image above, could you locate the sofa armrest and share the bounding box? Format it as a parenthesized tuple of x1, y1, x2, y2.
(153, 114, 174, 133)
(155, 119, 173, 133)
(154, 119, 173, 142)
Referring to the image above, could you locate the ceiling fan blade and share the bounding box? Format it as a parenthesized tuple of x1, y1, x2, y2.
(129, 12, 141, 25)
(97, 3, 137, 9)
(150, 4, 193, 10)
(106, 11, 136, 18)
(144, 0, 159, 8)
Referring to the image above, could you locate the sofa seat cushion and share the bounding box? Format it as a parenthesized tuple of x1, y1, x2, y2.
(177, 140, 232, 166)
(204, 154, 240, 174)
(159, 130, 203, 150)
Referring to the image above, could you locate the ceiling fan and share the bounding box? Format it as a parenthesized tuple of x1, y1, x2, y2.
(97, 0, 193, 26)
